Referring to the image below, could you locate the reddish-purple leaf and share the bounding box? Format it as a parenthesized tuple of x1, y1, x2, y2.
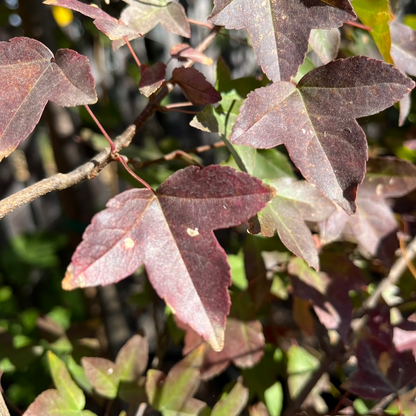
(170, 43, 213, 65)
(343, 337, 416, 399)
(320, 157, 416, 265)
(259, 178, 335, 270)
(209, 0, 356, 82)
(0, 37, 97, 162)
(231, 57, 414, 213)
(63, 165, 271, 351)
(172, 67, 222, 106)
(113, 0, 190, 49)
(393, 313, 416, 356)
(289, 255, 364, 342)
(138, 62, 166, 97)
(44, 0, 139, 41)
(179, 317, 265, 380)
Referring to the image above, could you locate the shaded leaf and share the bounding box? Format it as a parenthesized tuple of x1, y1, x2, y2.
(231, 57, 414, 213)
(44, 0, 139, 41)
(258, 178, 335, 270)
(293, 297, 314, 337)
(320, 157, 416, 265)
(287, 345, 329, 413)
(180, 317, 265, 380)
(81, 357, 119, 399)
(343, 337, 416, 399)
(288, 255, 364, 342)
(146, 346, 205, 414)
(113, 0, 190, 49)
(211, 381, 248, 416)
(393, 313, 416, 356)
(172, 67, 221, 106)
(170, 44, 213, 66)
(351, 0, 393, 62)
(63, 165, 271, 351)
(138, 62, 166, 97)
(209, 0, 356, 82)
(309, 28, 340, 64)
(390, 21, 416, 125)
(0, 37, 97, 162)
(115, 334, 148, 382)
(249, 402, 269, 416)
(48, 351, 85, 411)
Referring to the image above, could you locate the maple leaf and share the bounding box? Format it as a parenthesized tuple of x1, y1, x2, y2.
(288, 254, 364, 342)
(177, 316, 265, 380)
(319, 157, 416, 265)
(343, 337, 416, 399)
(62, 165, 271, 351)
(113, 0, 190, 49)
(43, 0, 139, 41)
(231, 57, 414, 213)
(259, 177, 335, 270)
(172, 67, 222, 106)
(138, 62, 166, 97)
(209, 0, 356, 82)
(0, 37, 97, 162)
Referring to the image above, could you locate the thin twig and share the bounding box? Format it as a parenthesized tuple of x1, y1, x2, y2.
(0, 126, 136, 219)
(345, 20, 372, 31)
(164, 102, 194, 109)
(124, 36, 141, 67)
(188, 18, 214, 29)
(85, 105, 116, 153)
(399, 235, 416, 279)
(0, 394, 10, 416)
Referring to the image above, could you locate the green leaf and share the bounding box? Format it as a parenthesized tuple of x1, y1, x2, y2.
(47, 351, 85, 411)
(264, 382, 283, 416)
(211, 381, 248, 416)
(115, 335, 148, 382)
(228, 252, 248, 290)
(351, 0, 393, 62)
(81, 357, 120, 399)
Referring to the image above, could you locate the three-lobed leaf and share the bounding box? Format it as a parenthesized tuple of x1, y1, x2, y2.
(0, 37, 97, 162)
(209, 0, 356, 82)
(231, 56, 414, 213)
(63, 165, 271, 351)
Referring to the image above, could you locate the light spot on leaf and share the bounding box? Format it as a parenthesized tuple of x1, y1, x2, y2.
(123, 237, 135, 249)
(107, 367, 114, 375)
(187, 227, 199, 237)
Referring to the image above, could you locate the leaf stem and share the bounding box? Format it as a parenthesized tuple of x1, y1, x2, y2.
(164, 102, 194, 109)
(345, 21, 372, 31)
(187, 18, 214, 30)
(124, 36, 141, 67)
(115, 154, 154, 191)
(84, 105, 116, 154)
(159, 107, 199, 115)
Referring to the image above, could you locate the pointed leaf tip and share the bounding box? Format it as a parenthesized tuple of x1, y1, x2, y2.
(63, 165, 270, 350)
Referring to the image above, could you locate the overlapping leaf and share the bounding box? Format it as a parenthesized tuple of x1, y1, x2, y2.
(319, 157, 416, 265)
(259, 178, 335, 270)
(178, 317, 265, 380)
(288, 255, 364, 341)
(113, 0, 190, 49)
(146, 346, 206, 415)
(309, 28, 340, 64)
(351, 0, 393, 62)
(63, 165, 271, 351)
(231, 57, 414, 213)
(209, 0, 356, 82)
(138, 62, 166, 97)
(0, 37, 97, 162)
(44, 0, 139, 41)
(170, 43, 213, 66)
(172, 67, 222, 106)
(343, 337, 416, 399)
